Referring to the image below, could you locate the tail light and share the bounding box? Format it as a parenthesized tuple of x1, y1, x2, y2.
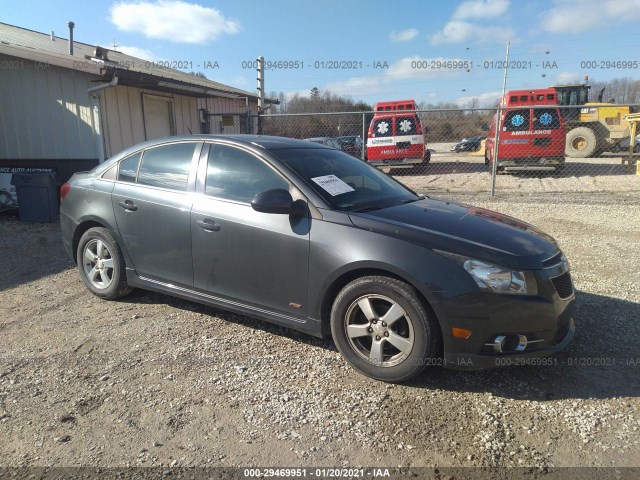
(60, 182, 71, 202)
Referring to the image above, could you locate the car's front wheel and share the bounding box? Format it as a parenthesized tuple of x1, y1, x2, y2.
(330, 276, 441, 382)
(77, 227, 132, 300)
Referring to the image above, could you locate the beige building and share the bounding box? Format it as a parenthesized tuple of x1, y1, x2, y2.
(0, 22, 274, 207)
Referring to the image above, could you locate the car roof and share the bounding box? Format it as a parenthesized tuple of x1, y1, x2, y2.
(129, 134, 329, 152)
(92, 135, 330, 176)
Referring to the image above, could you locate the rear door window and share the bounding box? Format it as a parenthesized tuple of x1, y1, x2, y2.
(372, 118, 393, 137)
(395, 116, 418, 135)
(504, 110, 530, 132)
(533, 109, 561, 130)
(137, 143, 197, 191)
(118, 152, 142, 183)
(101, 164, 117, 180)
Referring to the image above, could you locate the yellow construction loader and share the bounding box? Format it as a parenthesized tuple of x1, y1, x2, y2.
(551, 84, 632, 157)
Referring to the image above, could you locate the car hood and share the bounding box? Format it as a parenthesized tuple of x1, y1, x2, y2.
(348, 197, 559, 269)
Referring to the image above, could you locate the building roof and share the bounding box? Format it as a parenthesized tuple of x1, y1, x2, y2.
(0, 22, 274, 103)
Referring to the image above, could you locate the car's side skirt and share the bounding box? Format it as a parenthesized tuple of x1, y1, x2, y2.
(126, 269, 324, 337)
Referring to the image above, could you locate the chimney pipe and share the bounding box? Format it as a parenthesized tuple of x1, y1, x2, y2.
(67, 21, 74, 55)
(51, 31, 55, 41)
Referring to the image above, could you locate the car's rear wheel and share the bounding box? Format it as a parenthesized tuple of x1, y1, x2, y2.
(77, 227, 132, 300)
(330, 276, 440, 382)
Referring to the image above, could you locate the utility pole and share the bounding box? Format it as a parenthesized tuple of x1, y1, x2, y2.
(256, 56, 264, 134)
(491, 41, 511, 197)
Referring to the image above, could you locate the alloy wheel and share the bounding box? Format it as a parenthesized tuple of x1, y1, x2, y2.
(82, 239, 115, 289)
(344, 294, 415, 367)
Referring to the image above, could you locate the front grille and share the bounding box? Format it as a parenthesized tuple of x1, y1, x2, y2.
(542, 252, 563, 268)
(551, 272, 574, 299)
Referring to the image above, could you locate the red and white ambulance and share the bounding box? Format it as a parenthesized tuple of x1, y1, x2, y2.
(366, 100, 429, 168)
(485, 89, 566, 172)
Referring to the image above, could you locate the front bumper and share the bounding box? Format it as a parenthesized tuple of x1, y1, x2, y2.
(434, 272, 576, 370)
(443, 317, 575, 369)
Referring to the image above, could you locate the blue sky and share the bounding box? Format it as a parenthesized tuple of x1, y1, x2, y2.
(3, 0, 640, 106)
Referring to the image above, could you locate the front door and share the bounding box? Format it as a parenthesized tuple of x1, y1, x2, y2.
(191, 143, 310, 317)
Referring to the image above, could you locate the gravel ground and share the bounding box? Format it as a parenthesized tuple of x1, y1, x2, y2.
(395, 151, 640, 196)
(0, 184, 639, 471)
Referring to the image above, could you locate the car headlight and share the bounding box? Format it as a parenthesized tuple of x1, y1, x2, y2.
(437, 252, 538, 295)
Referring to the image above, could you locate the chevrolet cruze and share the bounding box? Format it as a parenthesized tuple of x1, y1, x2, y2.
(60, 135, 575, 382)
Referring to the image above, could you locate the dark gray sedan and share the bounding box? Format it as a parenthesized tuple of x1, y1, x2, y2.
(60, 135, 575, 382)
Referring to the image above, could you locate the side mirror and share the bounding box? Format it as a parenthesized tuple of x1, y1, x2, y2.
(481, 123, 489, 131)
(251, 188, 304, 215)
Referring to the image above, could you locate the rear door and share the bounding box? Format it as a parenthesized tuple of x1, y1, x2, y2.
(394, 114, 424, 159)
(112, 141, 201, 287)
(500, 108, 531, 158)
(531, 108, 565, 157)
(191, 143, 310, 317)
(367, 116, 395, 161)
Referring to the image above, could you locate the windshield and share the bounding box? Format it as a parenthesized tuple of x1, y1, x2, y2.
(556, 86, 589, 106)
(271, 148, 418, 211)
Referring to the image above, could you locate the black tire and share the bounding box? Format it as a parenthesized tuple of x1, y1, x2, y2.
(423, 149, 431, 165)
(565, 127, 597, 158)
(330, 276, 441, 383)
(77, 227, 132, 300)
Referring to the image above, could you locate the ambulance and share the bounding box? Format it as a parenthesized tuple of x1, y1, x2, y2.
(485, 90, 566, 172)
(366, 100, 429, 168)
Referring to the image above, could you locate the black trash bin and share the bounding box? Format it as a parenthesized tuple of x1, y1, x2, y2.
(10, 172, 59, 223)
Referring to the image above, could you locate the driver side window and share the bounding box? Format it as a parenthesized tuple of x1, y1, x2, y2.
(205, 144, 288, 203)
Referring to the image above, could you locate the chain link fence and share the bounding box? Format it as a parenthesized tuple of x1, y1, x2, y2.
(258, 106, 640, 196)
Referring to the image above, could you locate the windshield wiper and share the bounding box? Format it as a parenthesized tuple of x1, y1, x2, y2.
(350, 197, 420, 213)
(399, 197, 421, 205)
(350, 204, 384, 213)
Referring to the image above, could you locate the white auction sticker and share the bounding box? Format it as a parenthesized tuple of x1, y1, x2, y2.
(311, 175, 355, 196)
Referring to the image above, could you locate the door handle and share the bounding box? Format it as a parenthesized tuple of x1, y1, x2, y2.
(118, 200, 138, 211)
(196, 219, 220, 232)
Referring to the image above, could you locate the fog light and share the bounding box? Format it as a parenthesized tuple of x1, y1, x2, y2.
(502, 335, 522, 352)
(485, 334, 530, 353)
(452, 327, 472, 339)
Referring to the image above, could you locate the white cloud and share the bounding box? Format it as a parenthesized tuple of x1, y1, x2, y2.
(324, 75, 386, 97)
(324, 57, 471, 97)
(116, 46, 159, 61)
(540, 0, 640, 33)
(389, 28, 419, 42)
(231, 76, 248, 86)
(452, 0, 510, 20)
(430, 21, 514, 44)
(455, 90, 502, 108)
(386, 56, 470, 80)
(431, 0, 513, 45)
(110, 1, 242, 44)
(555, 72, 582, 84)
